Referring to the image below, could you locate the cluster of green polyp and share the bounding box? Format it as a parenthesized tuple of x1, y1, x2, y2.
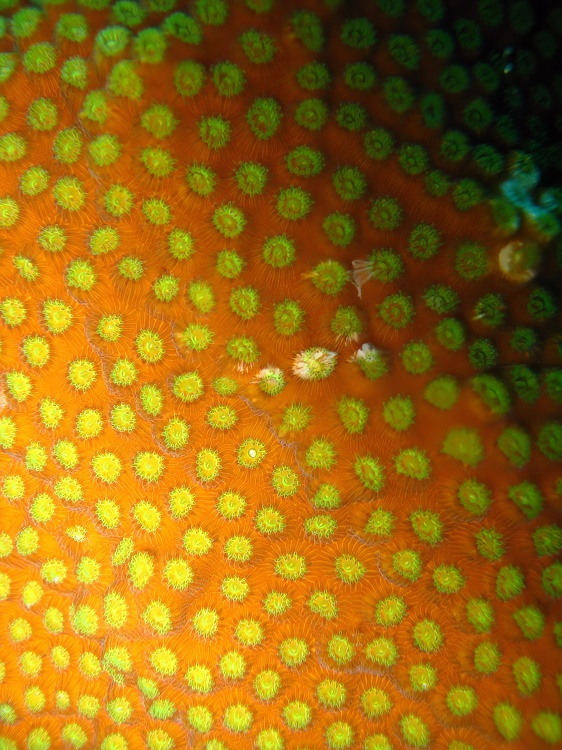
(0, 0, 561, 748)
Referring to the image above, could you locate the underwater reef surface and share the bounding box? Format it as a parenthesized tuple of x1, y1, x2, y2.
(0, 0, 561, 748)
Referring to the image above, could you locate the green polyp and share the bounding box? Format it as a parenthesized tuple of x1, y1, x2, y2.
(212, 61, 245, 96)
(469, 338, 498, 370)
(364, 508, 396, 539)
(476, 528, 504, 561)
(398, 143, 428, 175)
(322, 213, 356, 247)
(494, 702, 522, 741)
(364, 127, 394, 159)
(212, 203, 246, 238)
(53, 128, 83, 165)
(399, 714, 430, 748)
(56, 12, 88, 41)
(141, 103, 178, 138)
(188, 280, 215, 313)
(354, 454, 385, 492)
(239, 29, 276, 63)
(295, 98, 328, 131)
(392, 548, 423, 581)
(512, 655, 541, 696)
(310, 484, 340, 511)
(446, 686, 478, 717)
(471, 374, 511, 415)
(507, 481, 544, 519)
(89, 135, 121, 167)
(277, 186, 313, 220)
(310, 260, 348, 295)
(134, 28, 167, 64)
(262, 235, 295, 268)
(291, 9, 324, 51)
(473, 293, 506, 327)
(542, 561, 562, 598)
(198, 115, 231, 149)
(457, 478, 491, 516)
(60, 57, 88, 89)
(419, 92, 446, 130)
(118, 256, 143, 281)
(11, 7, 42, 38)
(466, 598, 494, 633)
(336, 102, 368, 130)
(0, 53, 16, 84)
(440, 130, 470, 162)
(531, 712, 562, 744)
(378, 293, 415, 329)
(53, 176, 86, 211)
(273, 299, 305, 336)
(28, 98, 58, 131)
(23, 42, 56, 74)
(527, 287, 558, 320)
(383, 77, 414, 113)
(66, 259, 96, 291)
(425, 28, 454, 58)
(400, 340, 434, 374)
(279, 403, 311, 433)
(38, 224, 66, 252)
(443, 428, 484, 467)
(296, 61, 331, 90)
(409, 510, 441, 545)
(108, 60, 143, 99)
(95, 26, 130, 56)
(20, 166, 49, 197)
(226, 336, 260, 365)
(143, 198, 172, 226)
(424, 169, 451, 198)
(497, 426, 531, 468)
(368, 195, 403, 230)
(533, 524, 562, 557)
(246, 97, 282, 140)
(333, 165, 367, 201)
(153, 273, 179, 301)
(538, 422, 562, 461)
(341, 17, 376, 48)
(235, 162, 267, 196)
(113, 0, 146, 27)
(80, 91, 108, 124)
(331, 306, 362, 342)
(454, 179, 484, 211)
(185, 164, 217, 198)
(13, 255, 39, 282)
(455, 241, 489, 280)
(474, 145, 505, 179)
(285, 145, 325, 176)
(433, 564, 465, 594)
(388, 33, 420, 68)
(354, 344, 389, 381)
(435, 318, 465, 351)
(408, 223, 441, 260)
(473, 641, 501, 674)
(423, 284, 452, 315)
(395, 449, 431, 480)
(196, 0, 228, 25)
(0, 134, 26, 163)
(229, 286, 261, 320)
(214, 249, 243, 279)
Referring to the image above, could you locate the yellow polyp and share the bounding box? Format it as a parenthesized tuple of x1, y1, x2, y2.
(133, 500, 162, 532)
(104, 592, 129, 629)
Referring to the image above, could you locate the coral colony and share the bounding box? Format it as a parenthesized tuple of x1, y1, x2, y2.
(0, 0, 562, 748)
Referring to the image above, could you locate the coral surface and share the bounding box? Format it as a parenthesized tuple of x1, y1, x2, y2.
(0, 0, 561, 749)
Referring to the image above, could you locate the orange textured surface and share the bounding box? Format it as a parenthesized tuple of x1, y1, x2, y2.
(0, 1, 561, 749)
